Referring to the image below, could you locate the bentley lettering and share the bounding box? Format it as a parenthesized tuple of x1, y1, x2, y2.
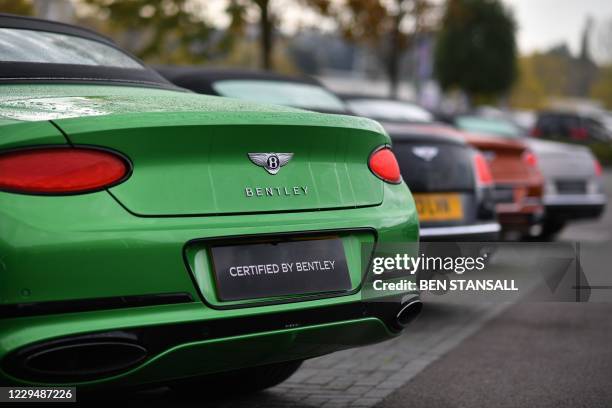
(245, 186, 309, 197)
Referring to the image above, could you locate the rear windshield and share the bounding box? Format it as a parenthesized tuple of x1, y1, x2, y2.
(455, 116, 522, 138)
(0, 28, 142, 69)
(393, 140, 475, 192)
(212, 80, 347, 112)
(347, 99, 434, 122)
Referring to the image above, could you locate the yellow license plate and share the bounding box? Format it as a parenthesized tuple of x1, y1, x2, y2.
(414, 193, 463, 222)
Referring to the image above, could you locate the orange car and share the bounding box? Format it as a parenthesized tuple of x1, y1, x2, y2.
(462, 132, 544, 239)
(398, 124, 544, 239)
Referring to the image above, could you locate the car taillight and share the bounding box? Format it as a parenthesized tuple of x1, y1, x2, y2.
(570, 127, 588, 140)
(473, 152, 493, 186)
(369, 146, 402, 184)
(530, 127, 541, 137)
(522, 151, 538, 168)
(0, 147, 129, 195)
(594, 158, 603, 177)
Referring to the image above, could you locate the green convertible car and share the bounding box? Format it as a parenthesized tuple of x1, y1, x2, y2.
(0, 15, 420, 391)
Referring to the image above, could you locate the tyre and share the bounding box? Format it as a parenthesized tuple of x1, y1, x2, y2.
(169, 360, 303, 396)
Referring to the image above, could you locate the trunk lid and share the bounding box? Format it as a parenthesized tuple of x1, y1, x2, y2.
(525, 138, 596, 179)
(462, 133, 531, 183)
(4, 85, 388, 216)
(392, 137, 475, 193)
(53, 109, 386, 216)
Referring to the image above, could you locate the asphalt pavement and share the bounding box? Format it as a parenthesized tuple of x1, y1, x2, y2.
(377, 170, 612, 408)
(74, 171, 612, 407)
(378, 302, 612, 408)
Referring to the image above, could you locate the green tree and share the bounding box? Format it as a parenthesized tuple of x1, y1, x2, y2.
(308, 0, 436, 98)
(0, 0, 34, 15)
(78, 0, 213, 64)
(434, 0, 517, 104)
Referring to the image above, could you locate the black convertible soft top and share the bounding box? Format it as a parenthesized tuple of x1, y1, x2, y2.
(0, 13, 177, 90)
(156, 66, 325, 96)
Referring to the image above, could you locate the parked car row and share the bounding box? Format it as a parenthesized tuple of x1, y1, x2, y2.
(0, 13, 606, 391)
(447, 113, 606, 239)
(160, 68, 501, 241)
(159, 68, 606, 241)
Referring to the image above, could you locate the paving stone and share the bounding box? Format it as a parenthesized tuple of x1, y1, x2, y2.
(363, 388, 394, 399)
(375, 380, 406, 390)
(322, 401, 353, 408)
(324, 379, 355, 390)
(349, 397, 383, 406)
(344, 385, 373, 395)
(302, 396, 330, 405)
(304, 375, 337, 385)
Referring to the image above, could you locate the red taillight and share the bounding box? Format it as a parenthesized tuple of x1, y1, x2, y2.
(369, 147, 402, 184)
(570, 127, 588, 140)
(530, 127, 541, 137)
(594, 158, 603, 177)
(0, 147, 129, 194)
(473, 152, 493, 186)
(522, 151, 538, 168)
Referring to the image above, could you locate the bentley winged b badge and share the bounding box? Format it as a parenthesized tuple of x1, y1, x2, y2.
(412, 146, 439, 162)
(248, 153, 294, 175)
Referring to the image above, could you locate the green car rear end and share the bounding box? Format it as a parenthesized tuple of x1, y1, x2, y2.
(0, 84, 419, 389)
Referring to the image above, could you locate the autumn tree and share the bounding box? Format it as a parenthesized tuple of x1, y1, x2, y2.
(434, 0, 517, 104)
(225, 0, 276, 70)
(0, 0, 34, 15)
(78, 0, 213, 64)
(508, 55, 546, 110)
(591, 65, 612, 109)
(307, 0, 436, 98)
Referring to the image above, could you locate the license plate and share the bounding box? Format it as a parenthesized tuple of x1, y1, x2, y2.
(414, 193, 463, 221)
(210, 238, 351, 301)
(556, 180, 586, 194)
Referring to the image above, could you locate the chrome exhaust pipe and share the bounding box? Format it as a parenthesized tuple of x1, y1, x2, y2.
(395, 299, 423, 328)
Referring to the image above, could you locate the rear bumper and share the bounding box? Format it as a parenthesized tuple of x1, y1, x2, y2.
(0, 301, 398, 388)
(496, 199, 544, 234)
(543, 194, 606, 221)
(497, 213, 544, 233)
(420, 222, 501, 241)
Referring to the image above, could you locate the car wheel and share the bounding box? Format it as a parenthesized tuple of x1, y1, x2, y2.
(169, 360, 303, 396)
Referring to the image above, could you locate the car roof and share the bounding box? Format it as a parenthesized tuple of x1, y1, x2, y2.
(157, 67, 324, 93)
(338, 94, 420, 104)
(0, 13, 177, 90)
(338, 93, 387, 101)
(157, 67, 349, 114)
(382, 122, 470, 147)
(0, 13, 114, 45)
(537, 110, 603, 120)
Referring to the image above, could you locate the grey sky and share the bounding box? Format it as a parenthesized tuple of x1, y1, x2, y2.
(204, 0, 612, 61)
(505, 0, 612, 60)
